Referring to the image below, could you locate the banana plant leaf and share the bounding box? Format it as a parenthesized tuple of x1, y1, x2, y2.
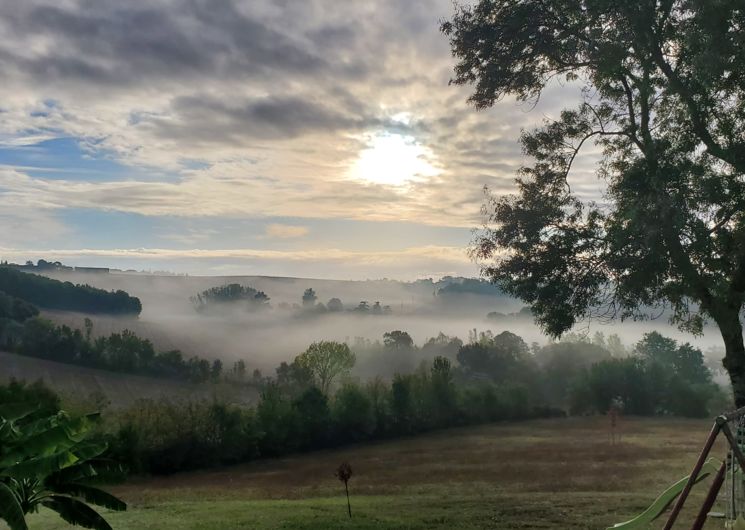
(0, 482, 28, 530)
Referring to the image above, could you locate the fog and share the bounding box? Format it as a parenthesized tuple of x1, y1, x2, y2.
(41, 271, 729, 378)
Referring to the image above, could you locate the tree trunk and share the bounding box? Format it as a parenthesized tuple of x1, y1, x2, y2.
(718, 311, 745, 408)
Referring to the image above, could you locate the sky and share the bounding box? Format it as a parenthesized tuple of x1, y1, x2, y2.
(0, 0, 593, 279)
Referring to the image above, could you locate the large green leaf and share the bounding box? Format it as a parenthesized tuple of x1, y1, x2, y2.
(0, 403, 38, 423)
(70, 442, 108, 462)
(0, 482, 27, 530)
(48, 483, 126, 512)
(0, 413, 97, 468)
(49, 460, 126, 486)
(42, 495, 113, 530)
(0, 425, 85, 467)
(3, 451, 79, 480)
(0, 420, 21, 443)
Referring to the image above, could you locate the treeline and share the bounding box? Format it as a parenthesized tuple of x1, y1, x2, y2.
(1, 327, 727, 477)
(564, 333, 723, 417)
(190, 283, 270, 313)
(110, 330, 725, 475)
(191, 285, 395, 316)
(350, 328, 725, 417)
(109, 356, 554, 474)
(4, 317, 222, 383)
(0, 266, 141, 315)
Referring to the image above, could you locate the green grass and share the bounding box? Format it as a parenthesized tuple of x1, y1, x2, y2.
(24, 416, 727, 529)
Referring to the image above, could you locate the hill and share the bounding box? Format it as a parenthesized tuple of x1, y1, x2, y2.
(0, 351, 257, 409)
(0, 266, 142, 315)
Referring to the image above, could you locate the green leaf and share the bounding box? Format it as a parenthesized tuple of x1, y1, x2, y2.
(3, 451, 79, 480)
(49, 460, 126, 486)
(0, 425, 86, 467)
(71, 441, 108, 462)
(42, 495, 113, 530)
(48, 483, 126, 512)
(0, 482, 27, 530)
(0, 403, 38, 422)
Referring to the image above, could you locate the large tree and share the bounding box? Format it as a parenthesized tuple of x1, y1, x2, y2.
(442, 1, 745, 404)
(295, 341, 356, 395)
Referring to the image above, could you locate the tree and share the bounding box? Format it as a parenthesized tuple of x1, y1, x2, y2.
(231, 359, 247, 380)
(292, 387, 330, 449)
(332, 384, 373, 442)
(430, 357, 456, 424)
(294, 341, 356, 395)
(383, 331, 413, 350)
(191, 284, 269, 314)
(0, 405, 126, 530)
(302, 288, 317, 308)
(443, 1, 745, 405)
(210, 359, 223, 381)
(457, 331, 534, 383)
(275, 360, 314, 397)
(636, 332, 711, 385)
(327, 298, 344, 312)
(0, 267, 141, 315)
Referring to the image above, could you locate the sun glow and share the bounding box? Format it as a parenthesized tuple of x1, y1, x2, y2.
(350, 132, 440, 187)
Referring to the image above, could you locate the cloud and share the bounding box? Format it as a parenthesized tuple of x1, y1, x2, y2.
(265, 224, 309, 239)
(0, 0, 591, 278)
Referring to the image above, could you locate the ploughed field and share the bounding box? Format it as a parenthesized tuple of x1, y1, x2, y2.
(27, 416, 724, 529)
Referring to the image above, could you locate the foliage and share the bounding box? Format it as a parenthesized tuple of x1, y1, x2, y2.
(332, 384, 374, 443)
(0, 267, 141, 315)
(635, 332, 711, 384)
(457, 331, 536, 384)
(111, 399, 258, 474)
(191, 284, 269, 314)
(0, 292, 39, 323)
(443, 0, 745, 405)
(292, 387, 330, 450)
(327, 298, 344, 312)
(0, 380, 61, 418)
(383, 331, 413, 350)
(420, 333, 462, 359)
(302, 288, 317, 308)
(295, 341, 356, 395)
(569, 354, 719, 418)
(535, 341, 611, 406)
(13, 317, 218, 383)
(0, 405, 126, 530)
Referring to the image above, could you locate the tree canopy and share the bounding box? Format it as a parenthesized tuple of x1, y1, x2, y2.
(294, 341, 356, 395)
(190, 283, 269, 314)
(443, 0, 745, 404)
(0, 267, 141, 315)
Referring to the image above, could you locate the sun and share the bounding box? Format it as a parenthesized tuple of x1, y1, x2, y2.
(350, 132, 440, 186)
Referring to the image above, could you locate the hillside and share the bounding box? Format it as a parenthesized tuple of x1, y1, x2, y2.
(0, 351, 258, 408)
(0, 266, 142, 315)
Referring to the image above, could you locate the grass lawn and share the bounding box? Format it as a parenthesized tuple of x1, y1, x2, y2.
(26, 416, 727, 529)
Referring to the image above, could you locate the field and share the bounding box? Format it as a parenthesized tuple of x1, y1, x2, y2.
(0, 351, 257, 408)
(25, 416, 729, 529)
